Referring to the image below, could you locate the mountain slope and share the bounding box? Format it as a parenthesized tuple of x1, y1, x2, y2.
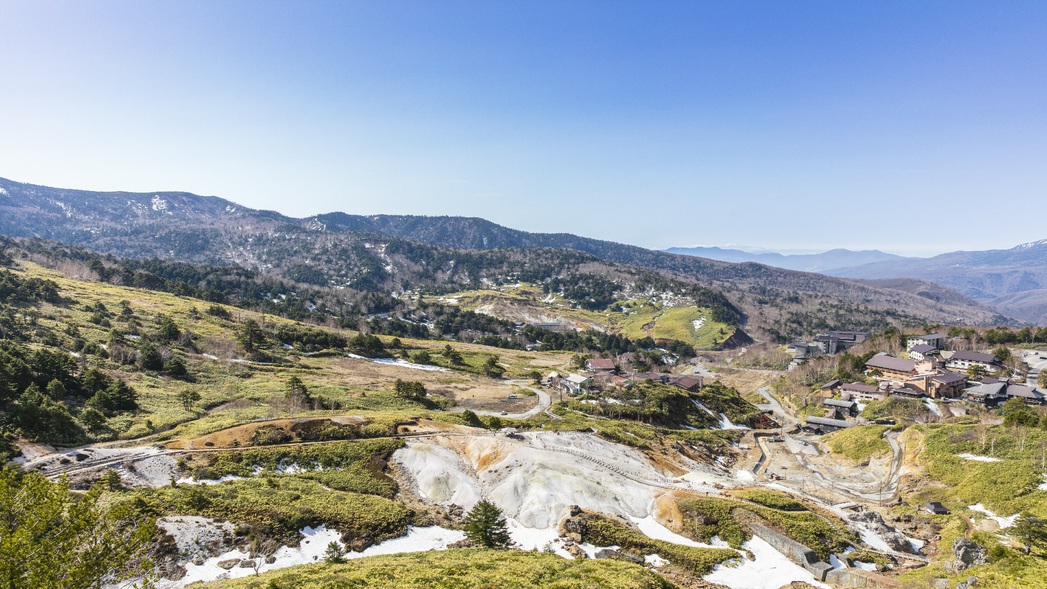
(0, 177, 1011, 336)
(663, 246, 911, 273)
(828, 240, 1047, 323)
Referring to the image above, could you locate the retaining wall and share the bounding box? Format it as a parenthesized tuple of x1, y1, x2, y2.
(747, 521, 904, 589)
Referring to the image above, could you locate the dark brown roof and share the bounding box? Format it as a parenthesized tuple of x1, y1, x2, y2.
(673, 376, 702, 390)
(932, 371, 966, 385)
(842, 382, 879, 393)
(588, 358, 616, 370)
(865, 354, 917, 374)
(910, 344, 938, 354)
(950, 350, 997, 363)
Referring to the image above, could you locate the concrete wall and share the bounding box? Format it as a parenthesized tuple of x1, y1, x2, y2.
(747, 521, 903, 589)
(825, 568, 903, 588)
(748, 522, 832, 581)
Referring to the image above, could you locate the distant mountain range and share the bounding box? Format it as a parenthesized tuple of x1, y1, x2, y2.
(823, 241, 1047, 324)
(663, 246, 912, 273)
(0, 176, 1011, 337)
(668, 241, 1047, 324)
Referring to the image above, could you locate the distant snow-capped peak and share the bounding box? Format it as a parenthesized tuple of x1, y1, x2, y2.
(1014, 239, 1047, 250)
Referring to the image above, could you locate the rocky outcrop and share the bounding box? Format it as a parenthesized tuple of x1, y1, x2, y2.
(848, 510, 916, 554)
(951, 539, 987, 571)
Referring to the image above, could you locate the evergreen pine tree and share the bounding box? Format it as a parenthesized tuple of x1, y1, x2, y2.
(463, 500, 511, 548)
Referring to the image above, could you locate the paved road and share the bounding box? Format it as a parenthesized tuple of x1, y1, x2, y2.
(1022, 350, 1047, 386)
(690, 361, 717, 378)
(757, 386, 799, 428)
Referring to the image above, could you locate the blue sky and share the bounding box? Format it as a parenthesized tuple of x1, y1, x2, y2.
(2, 1, 1046, 256)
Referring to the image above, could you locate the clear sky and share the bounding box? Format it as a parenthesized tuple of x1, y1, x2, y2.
(2, 1, 1046, 257)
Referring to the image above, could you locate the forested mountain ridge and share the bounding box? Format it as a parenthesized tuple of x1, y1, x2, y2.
(0, 177, 1010, 339)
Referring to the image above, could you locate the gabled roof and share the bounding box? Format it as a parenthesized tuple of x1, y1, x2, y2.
(1006, 385, 1045, 401)
(841, 382, 879, 394)
(673, 376, 702, 390)
(912, 333, 945, 341)
(587, 358, 616, 370)
(565, 374, 591, 385)
(964, 382, 1007, 398)
(824, 398, 857, 409)
(865, 354, 917, 374)
(820, 379, 842, 390)
(806, 416, 855, 428)
(950, 350, 997, 364)
(932, 371, 966, 385)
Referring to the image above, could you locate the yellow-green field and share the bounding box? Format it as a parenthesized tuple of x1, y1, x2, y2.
(430, 283, 734, 349)
(14, 263, 571, 443)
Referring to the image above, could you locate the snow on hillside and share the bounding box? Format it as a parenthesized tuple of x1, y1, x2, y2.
(705, 536, 830, 589)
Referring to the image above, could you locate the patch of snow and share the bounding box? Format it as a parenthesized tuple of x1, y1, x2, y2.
(268, 463, 322, 475)
(735, 470, 757, 483)
(201, 354, 219, 360)
(957, 453, 1002, 463)
(151, 195, 169, 213)
(857, 527, 892, 552)
(907, 536, 926, 553)
(632, 516, 721, 548)
(692, 316, 706, 331)
(692, 400, 716, 416)
(576, 542, 619, 559)
(346, 354, 449, 372)
(175, 474, 244, 486)
(505, 519, 572, 557)
(924, 399, 942, 417)
(704, 536, 829, 589)
(829, 554, 846, 569)
(968, 504, 1018, 529)
(1039, 474, 1047, 491)
(719, 413, 749, 430)
(156, 524, 463, 588)
(646, 553, 670, 567)
(345, 525, 465, 559)
(853, 561, 878, 571)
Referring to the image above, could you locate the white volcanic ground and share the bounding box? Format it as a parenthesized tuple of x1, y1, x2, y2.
(394, 431, 682, 530)
(393, 430, 829, 588)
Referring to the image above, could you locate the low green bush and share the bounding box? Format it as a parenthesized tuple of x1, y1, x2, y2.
(574, 512, 738, 576)
(199, 549, 680, 589)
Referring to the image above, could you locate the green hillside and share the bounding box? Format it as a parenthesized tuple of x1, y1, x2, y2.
(199, 550, 679, 589)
